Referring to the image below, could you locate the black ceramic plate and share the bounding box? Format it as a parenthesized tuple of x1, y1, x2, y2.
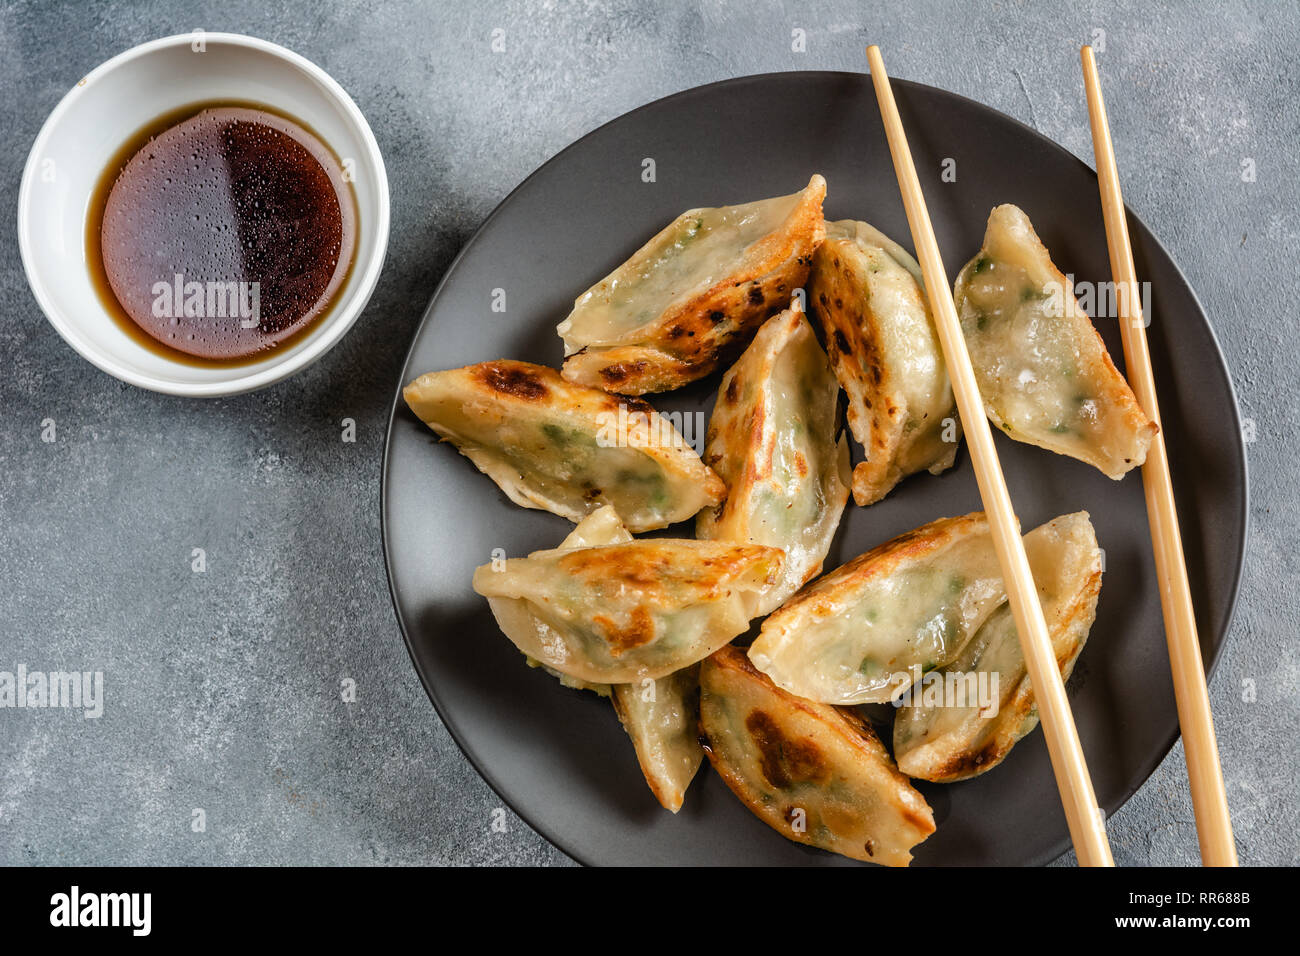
(381, 72, 1247, 866)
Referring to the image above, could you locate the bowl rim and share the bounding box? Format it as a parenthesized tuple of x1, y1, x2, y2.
(16, 31, 391, 398)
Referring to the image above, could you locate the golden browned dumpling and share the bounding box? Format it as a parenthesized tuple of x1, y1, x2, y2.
(506, 505, 630, 696)
(557, 176, 827, 394)
(698, 646, 935, 866)
(696, 302, 850, 615)
(403, 360, 724, 532)
(472, 537, 782, 684)
(494, 505, 704, 811)
(748, 511, 1097, 708)
(809, 219, 959, 505)
(953, 204, 1157, 478)
(894, 512, 1102, 782)
(749, 513, 1005, 705)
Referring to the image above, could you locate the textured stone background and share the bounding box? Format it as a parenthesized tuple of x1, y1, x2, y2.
(1, 0, 1295, 866)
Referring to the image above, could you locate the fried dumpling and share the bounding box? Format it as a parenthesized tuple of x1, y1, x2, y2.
(749, 511, 1092, 706)
(403, 360, 724, 532)
(696, 302, 850, 616)
(494, 506, 705, 809)
(809, 220, 959, 503)
(953, 204, 1157, 478)
(698, 646, 935, 866)
(472, 537, 782, 683)
(750, 512, 1006, 705)
(507, 505, 631, 695)
(809, 219, 959, 506)
(894, 512, 1102, 782)
(557, 176, 827, 394)
(612, 666, 704, 813)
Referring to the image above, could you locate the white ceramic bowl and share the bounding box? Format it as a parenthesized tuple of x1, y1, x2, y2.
(17, 32, 390, 396)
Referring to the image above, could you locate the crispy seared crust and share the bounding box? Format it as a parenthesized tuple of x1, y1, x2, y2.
(814, 240, 903, 500)
(696, 305, 850, 613)
(550, 541, 782, 610)
(809, 225, 958, 505)
(700, 310, 807, 522)
(403, 359, 724, 531)
(560, 177, 827, 394)
(473, 539, 783, 683)
(699, 646, 935, 866)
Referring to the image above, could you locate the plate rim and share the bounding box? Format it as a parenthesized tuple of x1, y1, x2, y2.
(379, 69, 1250, 867)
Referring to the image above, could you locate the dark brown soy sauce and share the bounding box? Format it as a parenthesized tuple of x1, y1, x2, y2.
(86, 100, 358, 368)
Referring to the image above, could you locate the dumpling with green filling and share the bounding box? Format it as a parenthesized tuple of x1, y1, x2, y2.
(749, 512, 1006, 705)
(472, 537, 782, 683)
(403, 360, 724, 532)
(558, 176, 826, 395)
(809, 219, 960, 505)
(696, 301, 850, 616)
(894, 511, 1102, 782)
(953, 204, 1157, 478)
(492, 505, 705, 811)
(698, 645, 935, 866)
(507, 504, 631, 695)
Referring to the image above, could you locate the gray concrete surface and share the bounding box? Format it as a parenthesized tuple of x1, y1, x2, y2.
(0, 0, 1295, 866)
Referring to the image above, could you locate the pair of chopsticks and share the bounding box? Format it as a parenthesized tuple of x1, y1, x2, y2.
(865, 45, 1236, 866)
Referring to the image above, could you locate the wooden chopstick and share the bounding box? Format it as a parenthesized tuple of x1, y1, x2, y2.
(1081, 45, 1238, 866)
(865, 45, 1114, 867)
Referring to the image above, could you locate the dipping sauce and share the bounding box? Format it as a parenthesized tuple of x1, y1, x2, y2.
(90, 103, 357, 364)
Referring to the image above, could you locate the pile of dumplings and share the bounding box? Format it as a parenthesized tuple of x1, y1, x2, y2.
(403, 175, 1156, 866)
